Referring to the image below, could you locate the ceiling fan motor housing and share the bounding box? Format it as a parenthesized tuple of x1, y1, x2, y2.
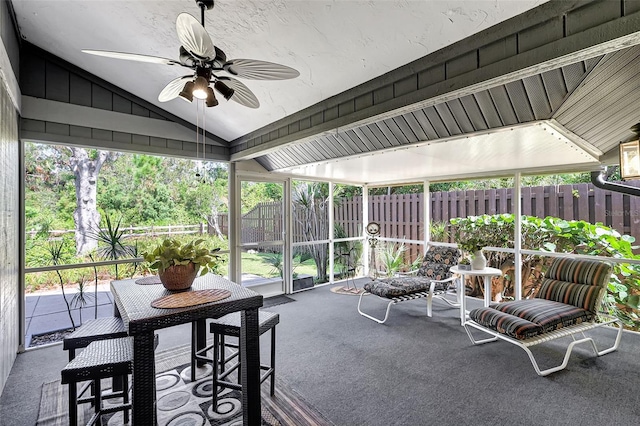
(196, 0, 215, 11)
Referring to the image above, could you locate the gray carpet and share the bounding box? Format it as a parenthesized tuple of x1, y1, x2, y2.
(3, 282, 640, 426)
(274, 282, 640, 426)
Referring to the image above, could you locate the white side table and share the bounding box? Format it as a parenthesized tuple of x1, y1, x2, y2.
(449, 266, 502, 325)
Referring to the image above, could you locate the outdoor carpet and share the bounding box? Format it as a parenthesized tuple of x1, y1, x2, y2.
(36, 344, 332, 426)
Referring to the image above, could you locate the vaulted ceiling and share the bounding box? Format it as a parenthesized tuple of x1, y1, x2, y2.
(11, 1, 640, 184)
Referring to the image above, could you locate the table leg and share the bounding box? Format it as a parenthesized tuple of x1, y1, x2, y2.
(240, 308, 261, 425)
(483, 276, 492, 307)
(132, 332, 157, 425)
(459, 273, 467, 325)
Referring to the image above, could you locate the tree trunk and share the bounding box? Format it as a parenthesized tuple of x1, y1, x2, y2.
(206, 196, 225, 238)
(69, 148, 109, 255)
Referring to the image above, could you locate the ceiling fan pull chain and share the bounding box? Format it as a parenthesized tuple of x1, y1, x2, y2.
(202, 103, 206, 162)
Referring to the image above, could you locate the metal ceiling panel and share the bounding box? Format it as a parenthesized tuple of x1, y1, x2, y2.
(434, 103, 463, 136)
(330, 133, 360, 156)
(302, 140, 329, 162)
(318, 135, 345, 158)
(561, 62, 587, 93)
(555, 46, 640, 153)
(473, 91, 503, 128)
(541, 68, 568, 111)
(411, 110, 440, 139)
(271, 123, 600, 185)
(522, 74, 552, 119)
(401, 112, 428, 141)
(256, 53, 611, 177)
(380, 119, 409, 146)
(423, 107, 450, 138)
(336, 132, 369, 153)
(394, 116, 419, 143)
(505, 80, 535, 122)
(488, 86, 518, 125)
(459, 95, 489, 131)
(447, 98, 476, 133)
(353, 127, 386, 150)
(367, 123, 393, 148)
(318, 135, 347, 157)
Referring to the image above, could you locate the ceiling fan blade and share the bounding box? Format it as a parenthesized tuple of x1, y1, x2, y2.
(158, 76, 193, 102)
(223, 59, 300, 80)
(176, 13, 215, 62)
(82, 50, 181, 66)
(217, 77, 260, 109)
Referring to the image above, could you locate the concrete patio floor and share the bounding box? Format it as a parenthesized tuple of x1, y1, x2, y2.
(25, 284, 115, 348)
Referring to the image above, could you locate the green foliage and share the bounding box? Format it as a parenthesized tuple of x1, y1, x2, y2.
(85, 214, 137, 279)
(429, 221, 449, 242)
(45, 239, 77, 329)
(450, 214, 513, 254)
(377, 242, 408, 277)
(142, 238, 222, 276)
(70, 275, 94, 325)
(262, 252, 311, 278)
(334, 223, 363, 277)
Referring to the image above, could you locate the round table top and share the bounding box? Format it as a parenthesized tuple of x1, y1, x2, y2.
(450, 265, 502, 276)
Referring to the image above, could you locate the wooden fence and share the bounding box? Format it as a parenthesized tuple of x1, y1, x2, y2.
(228, 180, 640, 262)
(29, 224, 206, 240)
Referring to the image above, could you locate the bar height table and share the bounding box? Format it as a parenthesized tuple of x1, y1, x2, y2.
(111, 274, 263, 425)
(449, 266, 502, 325)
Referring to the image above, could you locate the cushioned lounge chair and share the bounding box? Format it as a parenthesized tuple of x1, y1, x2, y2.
(357, 245, 460, 324)
(464, 257, 623, 376)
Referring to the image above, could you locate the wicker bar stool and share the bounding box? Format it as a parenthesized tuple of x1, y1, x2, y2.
(192, 311, 279, 408)
(61, 337, 133, 426)
(63, 317, 128, 362)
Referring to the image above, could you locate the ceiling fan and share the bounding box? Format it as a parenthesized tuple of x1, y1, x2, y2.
(82, 0, 299, 109)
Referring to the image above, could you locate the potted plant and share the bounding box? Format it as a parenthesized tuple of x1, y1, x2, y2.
(142, 238, 221, 291)
(457, 257, 472, 271)
(450, 217, 490, 270)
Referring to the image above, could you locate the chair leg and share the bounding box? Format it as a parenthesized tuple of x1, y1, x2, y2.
(357, 292, 394, 324)
(426, 282, 434, 317)
(68, 382, 78, 426)
(212, 332, 220, 411)
(270, 326, 276, 396)
(122, 374, 129, 424)
(93, 379, 102, 426)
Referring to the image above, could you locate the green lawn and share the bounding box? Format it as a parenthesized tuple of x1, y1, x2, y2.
(241, 251, 318, 278)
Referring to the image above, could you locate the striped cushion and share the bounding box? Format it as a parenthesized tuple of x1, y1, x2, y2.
(469, 307, 542, 340)
(469, 299, 594, 340)
(536, 280, 605, 313)
(544, 257, 612, 288)
(536, 258, 612, 313)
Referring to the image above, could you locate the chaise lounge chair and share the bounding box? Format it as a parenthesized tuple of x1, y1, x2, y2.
(357, 245, 460, 324)
(464, 257, 623, 376)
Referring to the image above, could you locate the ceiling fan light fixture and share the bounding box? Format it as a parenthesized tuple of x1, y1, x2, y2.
(179, 81, 195, 102)
(192, 76, 210, 100)
(214, 80, 235, 100)
(205, 87, 218, 107)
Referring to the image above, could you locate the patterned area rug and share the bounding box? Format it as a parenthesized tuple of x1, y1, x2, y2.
(36, 345, 333, 426)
